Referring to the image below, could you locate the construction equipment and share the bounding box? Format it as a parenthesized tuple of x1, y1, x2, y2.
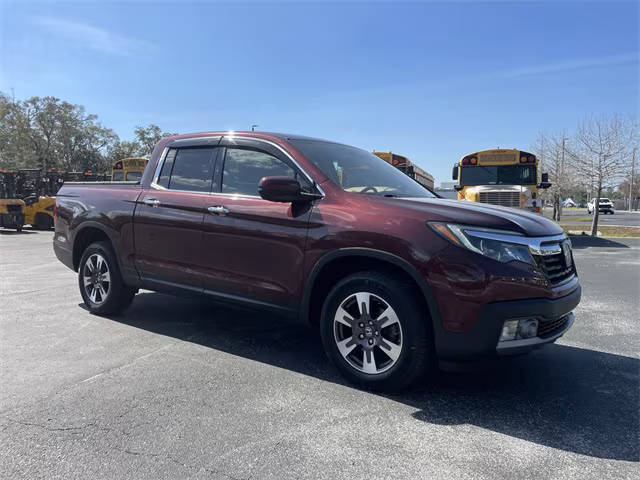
(0, 170, 26, 231)
(14, 169, 58, 230)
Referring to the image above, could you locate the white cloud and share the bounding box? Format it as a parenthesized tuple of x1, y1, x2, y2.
(33, 16, 155, 56)
(485, 52, 639, 80)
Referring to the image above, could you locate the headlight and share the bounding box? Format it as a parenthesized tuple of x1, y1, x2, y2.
(429, 223, 534, 264)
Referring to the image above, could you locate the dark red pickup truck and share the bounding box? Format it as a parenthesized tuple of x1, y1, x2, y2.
(53, 131, 580, 391)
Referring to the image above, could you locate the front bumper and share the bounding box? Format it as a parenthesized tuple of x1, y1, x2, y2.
(434, 284, 581, 360)
(496, 312, 574, 355)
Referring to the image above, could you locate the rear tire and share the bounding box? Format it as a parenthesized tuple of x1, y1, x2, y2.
(320, 271, 434, 393)
(78, 241, 135, 316)
(33, 212, 53, 230)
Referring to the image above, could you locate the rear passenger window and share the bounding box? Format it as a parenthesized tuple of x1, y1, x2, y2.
(221, 148, 299, 196)
(157, 149, 176, 188)
(159, 148, 215, 192)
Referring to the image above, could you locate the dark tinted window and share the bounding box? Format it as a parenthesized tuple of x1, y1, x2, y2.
(222, 148, 299, 196)
(165, 148, 215, 192)
(459, 165, 536, 187)
(157, 149, 176, 188)
(112, 171, 124, 181)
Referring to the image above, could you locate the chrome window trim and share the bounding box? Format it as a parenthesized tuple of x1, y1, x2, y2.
(463, 229, 568, 256)
(150, 147, 170, 189)
(149, 136, 325, 198)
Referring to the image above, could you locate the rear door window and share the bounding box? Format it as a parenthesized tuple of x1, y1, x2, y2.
(157, 148, 216, 192)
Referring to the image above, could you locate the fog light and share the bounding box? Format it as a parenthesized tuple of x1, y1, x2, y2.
(500, 320, 519, 341)
(518, 318, 539, 339)
(499, 318, 539, 341)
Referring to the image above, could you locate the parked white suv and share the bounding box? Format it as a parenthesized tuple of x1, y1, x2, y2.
(587, 198, 615, 215)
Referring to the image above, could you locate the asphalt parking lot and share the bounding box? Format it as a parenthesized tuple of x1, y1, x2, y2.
(1, 230, 638, 479)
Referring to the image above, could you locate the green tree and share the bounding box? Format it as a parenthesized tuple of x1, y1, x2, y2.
(134, 124, 177, 157)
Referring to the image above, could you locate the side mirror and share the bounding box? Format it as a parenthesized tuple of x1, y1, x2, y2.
(452, 165, 458, 180)
(258, 176, 321, 203)
(538, 172, 552, 189)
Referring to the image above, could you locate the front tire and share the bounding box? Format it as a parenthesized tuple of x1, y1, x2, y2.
(320, 271, 433, 392)
(78, 241, 135, 315)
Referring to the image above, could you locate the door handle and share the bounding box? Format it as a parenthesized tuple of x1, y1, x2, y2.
(207, 205, 229, 215)
(143, 198, 161, 207)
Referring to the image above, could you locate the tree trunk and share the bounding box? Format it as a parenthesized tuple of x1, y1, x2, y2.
(552, 194, 562, 221)
(591, 183, 602, 237)
(630, 149, 636, 212)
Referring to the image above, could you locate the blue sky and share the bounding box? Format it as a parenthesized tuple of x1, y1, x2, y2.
(1, 0, 638, 184)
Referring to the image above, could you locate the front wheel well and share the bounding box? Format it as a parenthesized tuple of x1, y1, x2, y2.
(305, 255, 432, 330)
(72, 227, 112, 271)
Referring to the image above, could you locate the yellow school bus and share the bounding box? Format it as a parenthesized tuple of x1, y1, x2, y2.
(373, 152, 435, 190)
(452, 149, 550, 212)
(111, 157, 149, 182)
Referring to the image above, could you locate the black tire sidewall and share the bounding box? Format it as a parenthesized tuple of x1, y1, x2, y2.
(320, 271, 431, 392)
(34, 213, 53, 230)
(78, 242, 133, 315)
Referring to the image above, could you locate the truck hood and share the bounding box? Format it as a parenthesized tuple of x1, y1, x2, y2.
(388, 197, 563, 237)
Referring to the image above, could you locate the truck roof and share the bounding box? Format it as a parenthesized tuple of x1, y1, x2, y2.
(160, 131, 344, 146)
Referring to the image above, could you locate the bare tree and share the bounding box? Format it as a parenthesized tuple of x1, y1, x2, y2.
(533, 131, 575, 221)
(571, 115, 635, 235)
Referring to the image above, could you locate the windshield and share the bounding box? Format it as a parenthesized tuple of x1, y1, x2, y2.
(126, 171, 143, 182)
(459, 164, 536, 187)
(289, 139, 435, 198)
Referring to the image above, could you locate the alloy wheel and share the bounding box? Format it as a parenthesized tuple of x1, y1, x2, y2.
(82, 253, 111, 305)
(333, 291, 403, 375)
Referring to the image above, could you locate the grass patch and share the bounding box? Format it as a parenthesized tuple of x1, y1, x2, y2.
(561, 225, 640, 238)
(564, 217, 593, 222)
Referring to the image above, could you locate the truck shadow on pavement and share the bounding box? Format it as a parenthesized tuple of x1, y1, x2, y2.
(116, 292, 639, 462)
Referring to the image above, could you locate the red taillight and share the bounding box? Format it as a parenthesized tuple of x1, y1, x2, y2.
(470, 157, 477, 165)
(520, 156, 527, 163)
(462, 156, 477, 166)
(528, 156, 536, 163)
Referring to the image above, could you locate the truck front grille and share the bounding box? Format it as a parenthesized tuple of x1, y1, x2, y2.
(478, 191, 520, 208)
(537, 315, 570, 337)
(535, 251, 574, 285)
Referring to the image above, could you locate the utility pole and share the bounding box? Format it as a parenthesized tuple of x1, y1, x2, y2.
(630, 148, 636, 211)
(559, 134, 565, 221)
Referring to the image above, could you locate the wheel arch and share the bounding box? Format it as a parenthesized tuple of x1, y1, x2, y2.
(300, 248, 442, 334)
(72, 223, 117, 272)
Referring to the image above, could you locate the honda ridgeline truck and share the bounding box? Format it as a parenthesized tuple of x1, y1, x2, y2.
(53, 132, 581, 392)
